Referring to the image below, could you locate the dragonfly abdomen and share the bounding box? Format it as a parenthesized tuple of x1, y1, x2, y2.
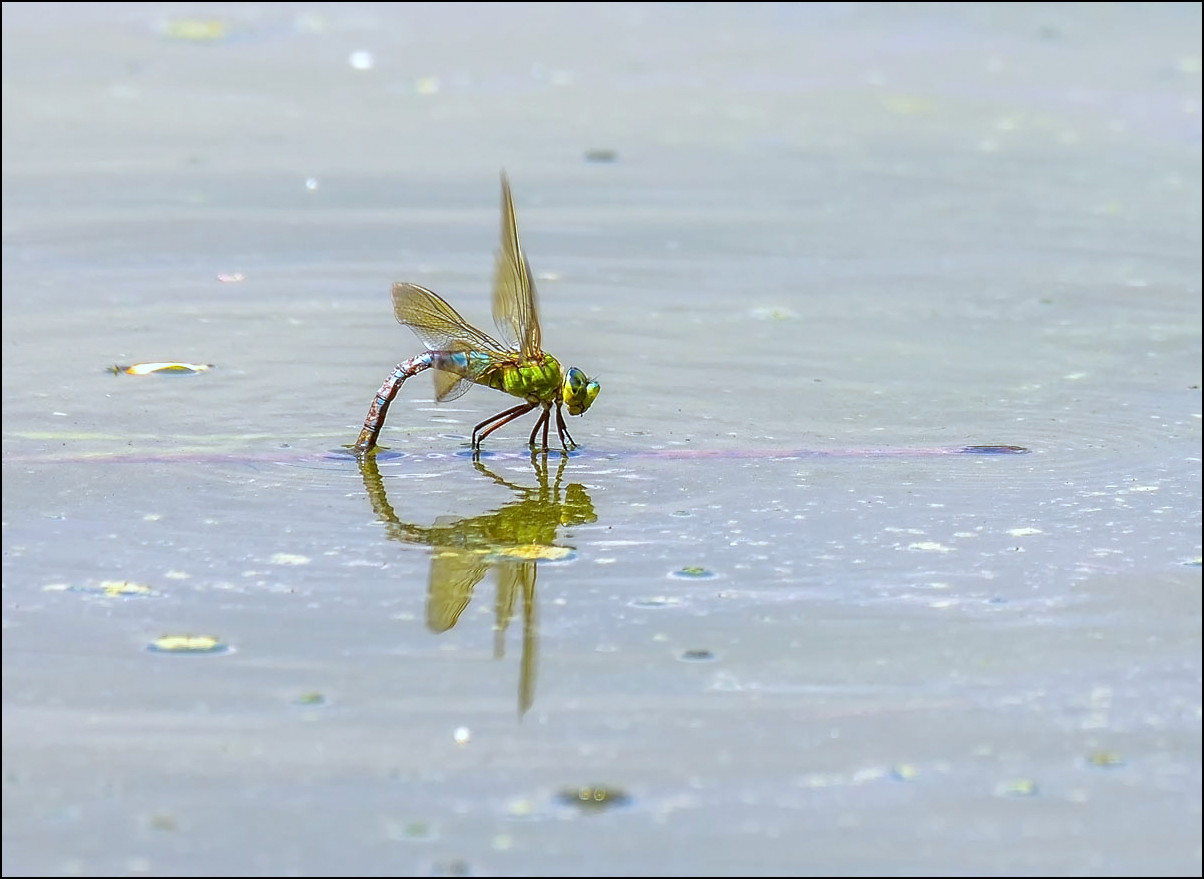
(353, 352, 436, 452)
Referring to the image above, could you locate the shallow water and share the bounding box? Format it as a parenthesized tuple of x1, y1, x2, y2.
(3, 3, 1201, 876)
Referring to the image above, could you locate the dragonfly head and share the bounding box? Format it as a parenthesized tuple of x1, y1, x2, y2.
(562, 367, 600, 416)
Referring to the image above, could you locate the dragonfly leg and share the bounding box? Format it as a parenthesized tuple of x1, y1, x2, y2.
(473, 402, 537, 449)
(527, 406, 551, 449)
(554, 404, 577, 450)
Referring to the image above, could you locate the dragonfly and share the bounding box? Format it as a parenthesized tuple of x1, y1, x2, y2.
(353, 174, 600, 454)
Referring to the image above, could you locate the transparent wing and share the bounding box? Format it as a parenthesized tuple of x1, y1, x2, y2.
(393, 282, 510, 356)
(431, 368, 474, 403)
(426, 547, 488, 634)
(491, 173, 542, 359)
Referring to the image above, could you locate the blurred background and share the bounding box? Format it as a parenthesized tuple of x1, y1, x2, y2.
(3, 4, 1200, 876)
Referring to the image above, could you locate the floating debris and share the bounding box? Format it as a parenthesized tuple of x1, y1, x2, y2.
(906, 542, 953, 553)
(891, 764, 920, 782)
(669, 566, 716, 580)
(147, 812, 178, 832)
(147, 635, 229, 655)
(996, 778, 1038, 797)
(749, 306, 799, 321)
(584, 149, 617, 163)
(628, 596, 684, 609)
(679, 648, 716, 662)
(959, 445, 1031, 455)
(295, 691, 327, 707)
(216, 272, 245, 283)
(305, 177, 320, 192)
(555, 785, 631, 811)
(384, 819, 435, 841)
(414, 76, 441, 95)
(111, 362, 213, 376)
(161, 19, 227, 42)
(453, 726, 471, 745)
(269, 553, 311, 566)
(1086, 750, 1125, 768)
(44, 580, 154, 598)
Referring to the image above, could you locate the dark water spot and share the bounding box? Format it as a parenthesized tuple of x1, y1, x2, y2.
(584, 149, 618, 163)
(426, 858, 473, 877)
(959, 445, 1031, 455)
(679, 648, 716, 662)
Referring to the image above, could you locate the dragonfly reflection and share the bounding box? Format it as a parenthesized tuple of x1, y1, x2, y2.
(358, 452, 597, 715)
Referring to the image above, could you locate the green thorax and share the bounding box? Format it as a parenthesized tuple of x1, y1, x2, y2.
(482, 353, 563, 404)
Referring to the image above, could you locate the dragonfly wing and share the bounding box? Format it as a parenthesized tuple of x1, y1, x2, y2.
(492, 174, 543, 359)
(426, 548, 488, 634)
(393, 282, 509, 356)
(431, 368, 475, 403)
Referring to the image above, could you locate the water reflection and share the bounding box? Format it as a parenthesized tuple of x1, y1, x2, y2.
(358, 453, 597, 715)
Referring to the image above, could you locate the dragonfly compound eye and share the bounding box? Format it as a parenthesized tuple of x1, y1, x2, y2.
(563, 367, 599, 415)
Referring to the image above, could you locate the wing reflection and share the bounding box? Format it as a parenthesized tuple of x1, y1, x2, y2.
(358, 453, 597, 716)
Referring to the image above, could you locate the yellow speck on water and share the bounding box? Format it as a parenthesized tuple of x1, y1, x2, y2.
(162, 19, 227, 41)
(98, 580, 154, 597)
(148, 634, 227, 654)
(415, 76, 441, 95)
(997, 778, 1038, 797)
(556, 786, 632, 810)
(506, 797, 536, 817)
(270, 553, 311, 565)
(881, 94, 935, 115)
